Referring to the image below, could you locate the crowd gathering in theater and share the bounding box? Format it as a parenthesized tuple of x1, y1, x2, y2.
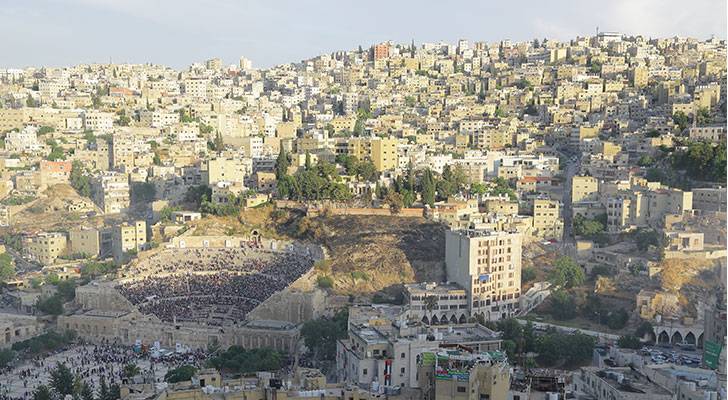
(116, 248, 314, 324)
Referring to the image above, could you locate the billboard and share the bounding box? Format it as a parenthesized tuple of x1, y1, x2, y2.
(703, 340, 723, 369)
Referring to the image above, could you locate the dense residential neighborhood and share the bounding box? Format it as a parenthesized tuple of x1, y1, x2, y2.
(0, 30, 725, 400)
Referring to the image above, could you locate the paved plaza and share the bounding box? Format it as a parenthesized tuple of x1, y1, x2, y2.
(0, 344, 206, 400)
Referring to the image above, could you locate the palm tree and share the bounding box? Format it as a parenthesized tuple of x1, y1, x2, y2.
(424, 295, 438, 325)
(123, 363, 140, 378)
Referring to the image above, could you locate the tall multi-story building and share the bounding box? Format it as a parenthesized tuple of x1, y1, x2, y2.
(91, 171, 130, 214)
(445, 229, 523, 322)
(111, 221, 147, 262)
(532, 198, 563, 239)
(371, 43, 390, 61)
(370, 137, 398, 172)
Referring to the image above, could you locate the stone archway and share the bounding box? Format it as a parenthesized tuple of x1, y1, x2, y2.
(449, 315, 457, 324)
(459, 314, 467, 324)
(421, 316, 429, 325)
(698, 333, 704, 348)
(431, 315, 439, 325)
(658, 331, 670, 344)
(685, 332, 696, 345)
(671, 331, 683, 345)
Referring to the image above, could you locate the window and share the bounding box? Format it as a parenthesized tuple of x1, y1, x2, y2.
(363, 368, 367, 375)
(401, 352, 405, 358)
(457, 386, 467, 393)
(400, 367, 405, 374)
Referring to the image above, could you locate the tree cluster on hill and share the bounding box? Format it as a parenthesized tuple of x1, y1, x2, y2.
(69, 161, 91, 197)
(470, 177, 517, 200)
(547, 290, 630, 330)
(672, 140, 726, 182)
(276, 152, 351, 201)
(535, 330, 595, 366)
(572, 214, 608, 243)
(336, 154, 379, 182)
(631, 228, 661, 251)
(130, 182, 156, 204)
(548, 256, 585, 289)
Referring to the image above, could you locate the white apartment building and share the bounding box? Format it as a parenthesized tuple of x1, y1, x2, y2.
(83, 111, 114, 132)
(139, 110, 180, 128)
(445, 229, 523, 322)
(5, 126, 42, 153)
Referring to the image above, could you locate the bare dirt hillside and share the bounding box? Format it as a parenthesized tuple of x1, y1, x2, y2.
(5, 184, 107, 233)
(306, 214, 447, 295)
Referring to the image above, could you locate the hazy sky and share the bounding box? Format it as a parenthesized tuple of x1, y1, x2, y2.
(1, 0, 726, 69)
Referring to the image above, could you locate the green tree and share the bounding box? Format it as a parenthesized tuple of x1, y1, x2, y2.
(618, 335, 641, 349)
(549, 256, 585, 288)
(549, 290, 578, 320)
(316, 275, 333, 289)
(672, 111, 689, 131)
(69, 161, 91, 197)
(275, 148, 290, 180)
(37, 294, 64, 315)
(164, 365, 197, 383)
(123, 363, 141, 378)
(470, 182, 487, 196)
(420, 168, 436, 207)
(606, 308, 629, 330)
(208, 347, 283, 374)
(637, 155, 654, 167)
(490, 177, 517, 200)
(300, 310, 348, 360)
(131, 182, 156, 204)
(696, 107, 712, 125)
(633, 228, 660, 251)
(56, 279, 77, 302)
(384, 191, 404, 214)
(98, 376, 110, 400)
(33, 385, 52, 400)
(50, 362, 75, 397)
(573, 215, 605, 238)
(0, 348, 15, 368)
(0, 253, 15, 281)
(521, 267, 536, 282)
(79, 381, 95, 400)
(536, 331, 595, 366)
(185, 185, 212, 208)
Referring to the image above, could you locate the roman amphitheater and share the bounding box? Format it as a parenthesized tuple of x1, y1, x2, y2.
(59, 235, 327, 353)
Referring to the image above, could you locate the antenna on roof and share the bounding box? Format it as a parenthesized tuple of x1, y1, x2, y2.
(596, 26, 599, 37)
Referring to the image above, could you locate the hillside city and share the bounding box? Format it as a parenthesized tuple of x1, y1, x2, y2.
(0, 33, 726, 400)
